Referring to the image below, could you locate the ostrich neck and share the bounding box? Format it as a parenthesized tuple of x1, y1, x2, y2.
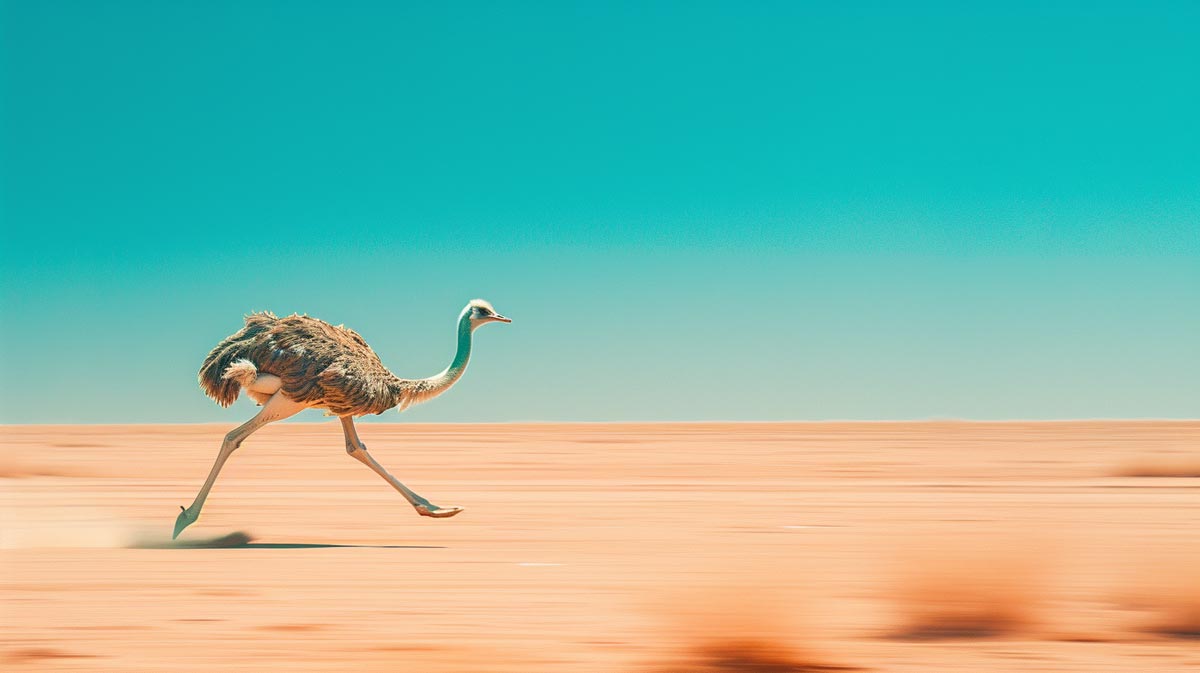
(418, 314, 474, 398)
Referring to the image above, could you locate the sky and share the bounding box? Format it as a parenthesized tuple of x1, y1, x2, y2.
(1, 1, 1197, 423)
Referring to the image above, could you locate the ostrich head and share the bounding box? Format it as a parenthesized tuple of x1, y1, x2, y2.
(464, 298, 511, 330)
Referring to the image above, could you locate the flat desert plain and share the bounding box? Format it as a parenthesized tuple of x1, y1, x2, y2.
(2, 421, 1198, 672)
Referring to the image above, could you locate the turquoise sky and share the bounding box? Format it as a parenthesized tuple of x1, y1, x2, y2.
(2, 2, 1197, 423)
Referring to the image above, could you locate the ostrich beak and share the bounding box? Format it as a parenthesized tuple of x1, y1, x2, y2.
(492, 314, 512, 323)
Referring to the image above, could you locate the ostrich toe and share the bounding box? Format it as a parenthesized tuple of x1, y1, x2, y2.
(414, 504, 465, 518)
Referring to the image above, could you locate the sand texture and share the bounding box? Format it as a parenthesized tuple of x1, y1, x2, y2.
(2, 421, 1198, 671)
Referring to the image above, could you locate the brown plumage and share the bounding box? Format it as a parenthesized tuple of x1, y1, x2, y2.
(198, 312, 430, 416)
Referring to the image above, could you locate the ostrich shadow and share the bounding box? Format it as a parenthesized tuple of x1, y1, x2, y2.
(131, 531, 444, 550)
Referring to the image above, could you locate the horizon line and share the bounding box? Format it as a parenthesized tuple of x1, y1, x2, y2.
(3, 417, 1198, 428)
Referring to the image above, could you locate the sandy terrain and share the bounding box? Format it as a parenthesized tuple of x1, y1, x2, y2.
(2, 421, 1198, 672)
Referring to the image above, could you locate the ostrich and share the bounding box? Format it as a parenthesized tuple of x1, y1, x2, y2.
(174, 299, 510, 539)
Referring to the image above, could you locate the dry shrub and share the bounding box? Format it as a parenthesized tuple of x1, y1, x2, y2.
(1119, 545, 1200, 640)
(658, 640, 854, 672)
(1113, 459, 1200, 478)
(886, 534, 1051, 640)
(0, 459, 82, 478)
(1149, 602, 1200, 640)
(5, 648, 95, 664)
(647, 577, 855, 672)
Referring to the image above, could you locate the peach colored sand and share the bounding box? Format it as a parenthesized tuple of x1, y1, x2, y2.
(2, 422, 1198, 672)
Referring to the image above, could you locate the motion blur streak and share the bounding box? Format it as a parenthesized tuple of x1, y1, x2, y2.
(2, 421, 1198, 671)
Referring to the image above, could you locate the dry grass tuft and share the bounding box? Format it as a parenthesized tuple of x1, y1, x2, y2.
(1148, 605, 1200, 640)
(658, 640, 854, 672)
(0, 460, 83, 478)
(5, 648, 95, 664)
(646, 572, 855, 673)
(885, 534, 1050, 640)
(1122, 550, 1200, 641)
(1113, 459, 1200, 478)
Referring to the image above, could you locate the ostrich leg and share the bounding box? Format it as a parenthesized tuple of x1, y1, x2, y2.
(173, 392, 306, 538)
(339, 416, 464, 518)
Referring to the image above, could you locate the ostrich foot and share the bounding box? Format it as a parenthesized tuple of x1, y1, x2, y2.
(414, 504, 464, 518)
(173, 506, 198, 539)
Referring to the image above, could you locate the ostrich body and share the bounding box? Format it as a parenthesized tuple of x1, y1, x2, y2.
(174, 299, 510, 539)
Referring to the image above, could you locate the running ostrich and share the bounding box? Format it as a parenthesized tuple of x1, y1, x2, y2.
(174, 299, 511, 539)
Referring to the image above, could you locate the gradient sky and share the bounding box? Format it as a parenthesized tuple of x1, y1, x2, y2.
(1, 1, 1197, 423)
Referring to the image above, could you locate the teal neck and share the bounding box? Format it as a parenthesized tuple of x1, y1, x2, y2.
(419, 310, 474, 400)
(447, 311, 474, 378)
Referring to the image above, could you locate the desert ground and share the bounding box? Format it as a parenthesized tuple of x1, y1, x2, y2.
(2, 421, 1197, 672)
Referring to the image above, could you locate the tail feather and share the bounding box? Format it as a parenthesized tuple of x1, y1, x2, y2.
(222, 359, 258, 388)
(198, 312, 278, 408)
